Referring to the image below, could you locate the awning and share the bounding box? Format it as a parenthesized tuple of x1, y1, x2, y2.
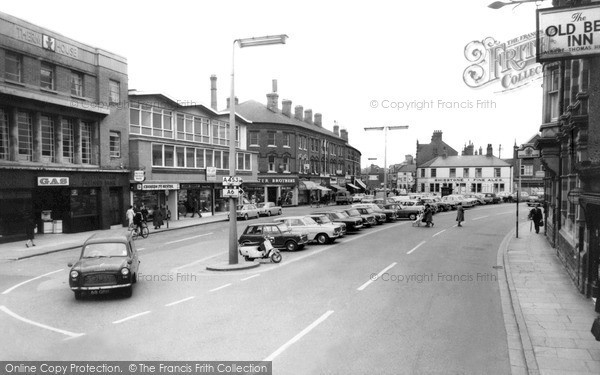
(346, 183, 359, 190)
(355, 179, 367, 189)
(329, 184, 344, 191)
(299, 181, 331, 191)
(316, 185, 331, 192)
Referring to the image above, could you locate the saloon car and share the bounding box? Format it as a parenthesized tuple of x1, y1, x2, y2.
(340, 208, 377, 227)
(228, 204, 260, 220)
(239, 223, 309, 251)
(274, 216, 342, 244)
(306, 214, 347, 236)
(313, 210, 363, 232)
(483, 193, 501, 204)
(256, 202, 282, 216)
(68, 232, 140, 299)
(353, 203, 397, 222)
(382, 203, 420, 220)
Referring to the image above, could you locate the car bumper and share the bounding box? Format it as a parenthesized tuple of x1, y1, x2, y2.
(70, 283, 131, 291)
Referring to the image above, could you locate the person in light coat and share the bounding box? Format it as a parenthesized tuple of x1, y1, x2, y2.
(456, 203, 464, 227)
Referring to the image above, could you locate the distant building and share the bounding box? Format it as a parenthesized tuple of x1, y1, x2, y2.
(511, 134, 544, 195)
(391, 155, 416, 192)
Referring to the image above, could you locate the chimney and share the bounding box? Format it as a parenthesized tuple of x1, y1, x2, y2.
(210, 75, 217, 110)
(295, 105, 303, 121)
(333, 124, 340, 136)
(486, 143, 493, 157)
(466, 141, 474, 156)
(431, 130, 443, 142)
(282, 99, 292, 117)
(340, 129, 348, 141)
(266, 80, 279, 112)
(226, 96, 239, 109)
(314, 113, 322, 127)
(304, 109, 313, 124)
(405, 155, 414, 164)
(479, 146, 483, 155)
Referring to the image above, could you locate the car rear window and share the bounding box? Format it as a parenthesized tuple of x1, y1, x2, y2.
(83, 243, 128, 258)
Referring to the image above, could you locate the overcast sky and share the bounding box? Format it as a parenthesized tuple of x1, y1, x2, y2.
(3, 0, 546, 168)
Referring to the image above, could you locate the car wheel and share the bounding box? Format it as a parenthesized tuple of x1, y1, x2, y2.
(278, 209, 282, 215)
(270, 252, 282, 263)
(285, 240, 298, 252)
(244, 256, 252, 262)
(244, 214, 249, 220)
(409, 213, 417, 220)
(316, 233, 329, 244)
(122, 286, 133, 298)
(74, 291, 83, 300)
(267, 211, 271, 216)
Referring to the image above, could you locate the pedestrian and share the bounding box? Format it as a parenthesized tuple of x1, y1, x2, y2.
(529, 204, 543, 234)
(133, 209, 144, 233)
(25, 216, 36, 247)
(456, 203, 464, 227)
(126, 205, 135, 228)
(277, 196, 283, 207)
(153, 205, 164, 229)
(191, 198, 202, 218)
(140, 204, 149, 222)
(424, 204, 434, 227)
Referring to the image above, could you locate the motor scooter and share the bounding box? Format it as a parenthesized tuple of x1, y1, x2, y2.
(238, 235, 282, 263)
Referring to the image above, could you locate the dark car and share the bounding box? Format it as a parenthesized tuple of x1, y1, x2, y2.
(340, 208, 377, 227)
(483, 193, 501, 204)
(354, 206, 386, 224)
(382, 203, 420, 221)
(239, 223, 309, 252)
(313, 210, 363, 232)
(68, 232, 140, 300)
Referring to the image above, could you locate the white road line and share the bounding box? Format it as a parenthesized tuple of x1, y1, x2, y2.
(357, 262, 397, 291)
(165, 233, 213, 245)
(493, 211, 513, 216)
(0, 305, 84, 339)
(241, 274, 260, 281)
(137, 248, 146, 252)
(172, 252, 221, 272)
(432, 229, 446, 237)
(209, 283, 232, 292)
(264, 310, 334, 362)
(472, 215, 489, 221)
(2, 269, 63, 295)
(165, 296, 195, 307)
(112, 310, 151, 324)
(407, 241, 427, 255)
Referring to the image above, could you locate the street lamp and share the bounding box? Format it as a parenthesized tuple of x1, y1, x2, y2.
(227, 34, 288, 265)
(364, 126, 409, 205)
(488, 0, 546, 9)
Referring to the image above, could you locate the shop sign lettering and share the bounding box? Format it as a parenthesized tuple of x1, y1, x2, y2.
(38, 177, 69, 186)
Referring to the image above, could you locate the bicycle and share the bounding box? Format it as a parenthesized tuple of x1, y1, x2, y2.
(130, 221, 149, 240)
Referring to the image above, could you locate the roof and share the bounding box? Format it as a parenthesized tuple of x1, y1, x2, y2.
(419, 155, 511, 168)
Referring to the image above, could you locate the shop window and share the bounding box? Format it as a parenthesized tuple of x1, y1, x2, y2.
(18, 112, 32, 161)
(5, 51, 22, 82)
(0, 109, 8, 160)
(40, 62, 55, 90)
(41, 115, 55, 162)
(71, 71, 83, 96)
(109, 80, 120, 103)
(109, 131, 121, 158)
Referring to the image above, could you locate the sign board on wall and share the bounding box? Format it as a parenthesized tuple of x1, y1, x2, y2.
(517, 146, 540, 158)
(537, 4, 600, 62)
(206, 167, 217, 181)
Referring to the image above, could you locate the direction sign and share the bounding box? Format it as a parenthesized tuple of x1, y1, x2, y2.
(222, 176, 243, 186)
(222, 188, 240, 198)
(238, 188, 244, 196)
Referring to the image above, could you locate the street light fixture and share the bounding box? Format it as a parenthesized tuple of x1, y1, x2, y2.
(488, 0, 545, 9)
(227, 34, 288, 265)
(364, 126, 409, 205)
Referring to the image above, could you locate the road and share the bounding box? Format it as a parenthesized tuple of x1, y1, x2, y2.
(0, 203, 519, 374)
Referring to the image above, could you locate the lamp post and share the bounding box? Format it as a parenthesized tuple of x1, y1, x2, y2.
(364, 126, 409, 205)
(488, 0, 545, 9)
(228, 34, 287, 265)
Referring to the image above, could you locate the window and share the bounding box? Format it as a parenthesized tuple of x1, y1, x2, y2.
(177, 114, 195, 141)
(268, 155, 276, 172)
(211, 120, 228, 146)
(164, 145, 174, 167)
(0, 109, 8, 160)
(196, 149, 205, 168)
(283, 156, 289, 172)
(40, 62, 55, 90)
(463, 168, 469, 178)
(214, 150, 222, 169)
(249, 132, 259, 146)
(548, 68, 559, 121)
(17, 112, 32, 161)
(193, 116, 210, 143)
(283, 133, 290, 147)
(267, 132, 276, 146)
(152, 144, 163, 166)
(431, 168, 437, 178)
(5, 51, 22, 82)
(494, 168, 501, 178)
(62, 119, 74, 163)
(205, 150, 213, 168)
(236, 153, 252, 171)
(521, 164, 533, 176)
(449, 168, 456, 178)
(420, 169, 425, 178)
(186, 148, 195, 168)
(129, 103, 173, 138)
(475, 168, 482, 178)
(41, 115, 55, 162)
(81, 122, 92, 164)
(71, 71, 84, 96)
(109, 80, 120, 103)
(176, 146, 185, 167)
(109, 131, 121, 158)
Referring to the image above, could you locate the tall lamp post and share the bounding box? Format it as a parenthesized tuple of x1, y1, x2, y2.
(364, 126, 409, 205)
(228, 35, 287, 265)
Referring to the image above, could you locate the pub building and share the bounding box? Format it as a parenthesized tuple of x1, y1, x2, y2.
(127, 90, 258, 217)
(0, 12, 130, 242)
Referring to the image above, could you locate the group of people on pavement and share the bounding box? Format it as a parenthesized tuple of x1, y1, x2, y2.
(127, 204, 169, 232)
(418, 202, 465, 228)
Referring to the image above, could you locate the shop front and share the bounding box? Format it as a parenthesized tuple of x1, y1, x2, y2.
(298, 180, 331, 205)
(250, 175, 299, 206)
(131, 182, 179, 221)
(179, 183, 214, 216)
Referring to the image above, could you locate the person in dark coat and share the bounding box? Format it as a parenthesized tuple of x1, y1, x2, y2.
(140, 204, 149, 222)
(529, 204, 544, 234)
(456, 203, 465, 227)
(191, 198, 202, 218)
(25, 217, 36, 247)
(153, 205, 164, 229)
(424, 204, 434, 227)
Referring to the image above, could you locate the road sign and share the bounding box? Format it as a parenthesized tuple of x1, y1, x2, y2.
(238, 188, 244, 196)
(222, 176, 243, 186)
(222, 188, 240, 198)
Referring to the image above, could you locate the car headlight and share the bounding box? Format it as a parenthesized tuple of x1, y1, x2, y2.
(70, 270, 79, 279)
(121, 268, 130, 276)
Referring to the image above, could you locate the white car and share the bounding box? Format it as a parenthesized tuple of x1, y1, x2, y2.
(228, 204, 260, 220)
(442, 194, 476, 208)
(274, 216, 342, 244)
(256, 202, 282, 216)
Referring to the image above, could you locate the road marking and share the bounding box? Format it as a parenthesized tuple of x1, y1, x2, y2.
(432, 229, 446, 237)
(172, 252, 221, 272)
(241, 274, 260, 281)
(264, 310, 334, 361)
(357, 262, 397, 291)
(165, 296, 195, 307)
(493, 211, 513, 216)
(0, 305, 84, 339)
(112, 310, 151, 324)
(137, 248, 146, 252)
(1, 269, 63, 295)
(407, 241, 427, 255)
(472, 215, 489, 221)
(209, 283, 232, 292)
(165, 233, 213, 245)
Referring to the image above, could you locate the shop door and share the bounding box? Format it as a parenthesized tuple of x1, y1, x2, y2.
(109, 188, 122, 225)
(267, 187, 278, 204)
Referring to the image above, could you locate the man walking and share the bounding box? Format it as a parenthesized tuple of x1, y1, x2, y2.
(530, 204, 543, 234)
(456, 203, 464, 227)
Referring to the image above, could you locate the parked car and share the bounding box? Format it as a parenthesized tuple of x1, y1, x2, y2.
(361, 195, 375, 203)
(306, 213, 346, 236)
(256, 202, 282, 216)
(353, 203, 397, 222)
(68, 232, 140, 300)
(483, 193, 501, 204)
(442, 194, 476, 208)
(497, 191, 514, 203)
(312, 210, 363, 232)
(228, 204, 260, 220)
(463, 194, 486, 205)
(274, 216, 342, 244)
(351, 193, 365, 203)
(382, 203, 420, 220)
(239, 223, 309, 251)
(398, 200, 425, 212)
(353, 206, 386, 224)
(335, 190, 352, 205)
(340, 207, 377, 227)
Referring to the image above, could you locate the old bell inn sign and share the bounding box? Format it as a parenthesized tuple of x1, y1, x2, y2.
(537, 4, 600, 62)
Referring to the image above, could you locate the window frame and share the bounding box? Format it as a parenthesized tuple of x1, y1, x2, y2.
(109, 80, 120, 104)
(5, 51, 22, 82)
(109, 131, 121, 158)
(40, 62, 55, 90)
(71, 71, 84, 97)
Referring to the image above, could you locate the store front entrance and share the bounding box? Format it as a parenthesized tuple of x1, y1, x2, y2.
(267, 187, 278, 204)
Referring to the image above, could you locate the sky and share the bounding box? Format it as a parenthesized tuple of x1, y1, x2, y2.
(2, 0, 547, 168)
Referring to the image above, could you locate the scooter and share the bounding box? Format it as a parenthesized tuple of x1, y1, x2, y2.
(238, 235, 282, 263)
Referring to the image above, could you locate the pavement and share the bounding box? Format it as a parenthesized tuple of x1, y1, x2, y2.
(1, 205, 599, 374)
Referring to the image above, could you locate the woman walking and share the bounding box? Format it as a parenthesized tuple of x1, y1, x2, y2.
(153, 205, 164, 229)
(456, 203, 464, 227)
(25, 217, 36, 247)
(424, 204, 434, 227)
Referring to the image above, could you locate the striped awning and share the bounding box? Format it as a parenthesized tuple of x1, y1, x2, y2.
(346, 183, 359, 189)
(355, 179, 367, 189)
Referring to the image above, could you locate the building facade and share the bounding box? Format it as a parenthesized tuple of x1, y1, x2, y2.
(0, 12, 129, 242)
(512, 135, 545, 195)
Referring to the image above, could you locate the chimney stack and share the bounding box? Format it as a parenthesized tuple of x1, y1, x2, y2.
(266, 79, 279, 112)
(479, 146, 483, 155)
(442, 146, 448, 158)
(486, 143, 493, 157)
(210, 75, 217, 110)
(431, 130, 443, 142)
(294, 105, 303, 121)
(340, 129, 348, 141)
(282, 99, 292, 117)
(314, 113, 322, 127)
(304, 109, 313, 125)
(333, 124, 340, 136)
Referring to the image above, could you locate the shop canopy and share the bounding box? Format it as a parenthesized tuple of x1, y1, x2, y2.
(300, 181, 331, 192)
(355, 179, 367, 189)
(346, 183, 360, 190)
(329, 184, 344, 191)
